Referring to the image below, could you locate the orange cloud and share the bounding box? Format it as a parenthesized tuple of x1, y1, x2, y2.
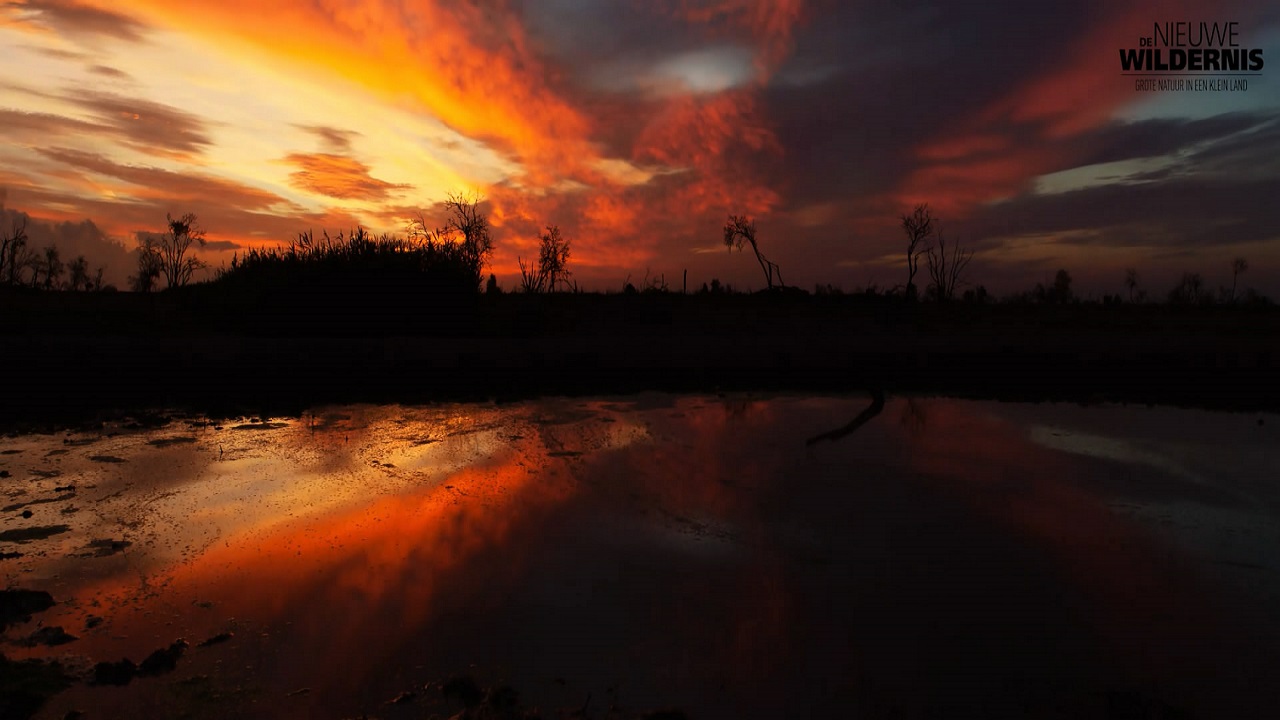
(282, 152, 409, 202)
(86, 0, 596, 184)
(6, 0, 816, 286)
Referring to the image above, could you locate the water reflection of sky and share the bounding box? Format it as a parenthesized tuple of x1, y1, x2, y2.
(2, 396, 1278, 719)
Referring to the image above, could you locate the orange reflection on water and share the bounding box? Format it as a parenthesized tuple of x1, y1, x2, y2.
(7, 396, 1277, 719)
(22, 406, 597, 718)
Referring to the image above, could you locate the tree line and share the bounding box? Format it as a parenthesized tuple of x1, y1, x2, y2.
(0, 197, 1269, 305)
(0, 217, 108, 291)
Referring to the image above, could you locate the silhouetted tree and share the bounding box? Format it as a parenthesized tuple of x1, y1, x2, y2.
(1230, 257, 1248, 302)
(411, 192, 494, 290)
(1168, 272, 1205, 304)
(724, 215, 783, 290)
(131, 235, 163, 293)
(1124, 267, 1139, 303)
(1033, 269, 1073, 304)
(157, 213, 207, 288)
(1054, 269, 1073, 302)
(67, 255, 90, 291)
(485, 273, 502, 295)
(924, 229, 972, 301)
(900, 204, 933, 301)
(641, 268, 669, 293)
(36, 245, 64, 290)
(1, 217, 35, 285)
(518, 225, 571, 293)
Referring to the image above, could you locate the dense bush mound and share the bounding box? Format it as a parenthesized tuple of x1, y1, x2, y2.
(216, 228, 485, 297)
(190, 227, 489, 334)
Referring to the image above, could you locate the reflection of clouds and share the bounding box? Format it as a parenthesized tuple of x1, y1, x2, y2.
(1028, 425, 1202, 484)
(15, 397, 1275, 717)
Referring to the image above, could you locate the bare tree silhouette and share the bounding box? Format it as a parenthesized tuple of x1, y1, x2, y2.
(900, 204, 933, 300)
(1034, 269, 1074, 304)
(1230, 257, 1248, 302)
(724, 215, 783, 290)
(925, 227, 972, 301)
(67, 255, 90, 291)
(157, 213, 207, 288)
(36, 245, 64, 290)
(131, 234, 163, 293)
(1, 216, 35, 285)
(519, 225, 571, 293)
(1124, 267, 1139, 303)
(1168, 272, 1205, 304)
(411, 192, 494, 290)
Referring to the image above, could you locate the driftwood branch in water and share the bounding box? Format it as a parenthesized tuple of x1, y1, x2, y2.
(806, 389, 887, 446)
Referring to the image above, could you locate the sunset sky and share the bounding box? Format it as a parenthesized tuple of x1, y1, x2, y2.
(2, 0, 1279, 295)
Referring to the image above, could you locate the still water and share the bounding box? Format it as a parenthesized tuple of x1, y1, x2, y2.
(3, 395, 1278, 718)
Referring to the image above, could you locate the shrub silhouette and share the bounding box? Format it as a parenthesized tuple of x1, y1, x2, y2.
(408, 192, 493, 292)
(215, 226, 486, 298)
(924, 228, 972, 301)
(1168, 272, 1206, 305)
(518, 225, 571, 293)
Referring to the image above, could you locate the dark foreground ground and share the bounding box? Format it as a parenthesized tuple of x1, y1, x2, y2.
(3, 289, 1278, 426)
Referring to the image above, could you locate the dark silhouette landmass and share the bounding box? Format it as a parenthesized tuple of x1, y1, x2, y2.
(4, 201, 1277, 426)
(2, 282, 1277, 427)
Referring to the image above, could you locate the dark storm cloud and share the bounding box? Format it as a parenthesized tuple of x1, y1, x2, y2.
(1075, 113, 1273, 168)
(968, 113, 1280, 249)
(754, 0, 1110, 209)
(525, 1, 715, 72)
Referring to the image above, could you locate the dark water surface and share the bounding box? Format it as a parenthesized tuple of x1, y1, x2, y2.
(2, 395, 1278, 718)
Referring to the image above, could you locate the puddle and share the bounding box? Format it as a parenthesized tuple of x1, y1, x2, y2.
(1, 396, 1278, 719)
